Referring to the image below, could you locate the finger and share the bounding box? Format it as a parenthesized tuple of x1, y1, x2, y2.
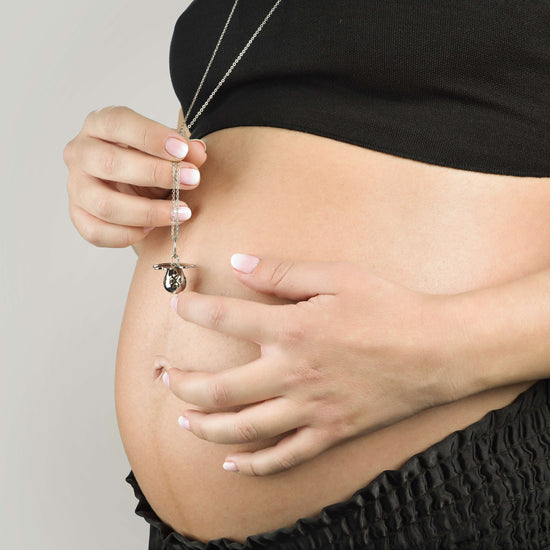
(75, 174, 190, 227)
(171, 291, 293, 345)
(69, 203, 151, 248)
(180, 398, 306, 444)
(166, 356, 286, 409)
(182, 139, 207, 168)
(230, 254, 352, 300)
(223, 427, 334, 476)
(77, 135, 201, 189)
(84, 106, 207, 166)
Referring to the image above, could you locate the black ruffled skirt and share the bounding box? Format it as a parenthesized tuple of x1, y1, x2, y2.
(126, 378, 550, 549)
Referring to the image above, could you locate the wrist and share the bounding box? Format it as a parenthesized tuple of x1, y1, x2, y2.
(433, 272, 550, 401)
(422, 293, 492, 405)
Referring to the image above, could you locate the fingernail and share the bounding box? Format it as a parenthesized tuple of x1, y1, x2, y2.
(190, 138, 207, 152)
(162, 371, 170, 388)
(166, 137, 189, 158)
(143, 226, 154, 235)
(231, 253, 260, 273)
(170, 296, 178, 312)
(178, 206, 192, 221)
(223, 461, 239, 472)
(178, 416, 190, 430)
(180, 168, 200, 186)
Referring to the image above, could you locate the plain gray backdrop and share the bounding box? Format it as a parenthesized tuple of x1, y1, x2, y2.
(1, 1, 192, 548)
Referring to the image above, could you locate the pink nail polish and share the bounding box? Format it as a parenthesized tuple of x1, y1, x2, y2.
(177, 206, 192, 221)
(162, 371, 170, 388)
(180, 168, 200, 186)
(166, 138, 188, 158)
(178, 416, 190, 430)
(223, 461, 239, 472)
(230, 253, 260, 273)
(171, 296, 178, 312)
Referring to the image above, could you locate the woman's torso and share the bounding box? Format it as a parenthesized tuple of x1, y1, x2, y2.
(116, 125, 550, 543)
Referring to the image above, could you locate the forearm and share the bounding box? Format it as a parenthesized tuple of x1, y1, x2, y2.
(443, 265, 550, 398)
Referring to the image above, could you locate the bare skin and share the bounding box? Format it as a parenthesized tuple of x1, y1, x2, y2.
(115, 124, 550, 543)
(64, 106, 207, 248)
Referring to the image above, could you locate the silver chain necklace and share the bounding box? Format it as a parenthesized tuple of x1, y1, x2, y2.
(154, 0, 283, 293)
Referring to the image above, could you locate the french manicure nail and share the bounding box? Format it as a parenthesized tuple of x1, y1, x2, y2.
(165, 137, 189, 158)
(180, 168, 200, 186)
(231, 253, 260, 273)
(223, 461, 239, 472)
(178, 416, 190, 430)
(177, 206, 192, 221)
(162, 371, 170, 388)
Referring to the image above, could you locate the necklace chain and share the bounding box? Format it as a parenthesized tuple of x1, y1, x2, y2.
(169, 0, 283, 265)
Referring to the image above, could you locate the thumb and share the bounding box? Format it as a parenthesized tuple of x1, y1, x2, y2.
(229, 253, 345, 300)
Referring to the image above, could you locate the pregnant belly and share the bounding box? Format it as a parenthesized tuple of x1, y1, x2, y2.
(115, 127, 550, 543)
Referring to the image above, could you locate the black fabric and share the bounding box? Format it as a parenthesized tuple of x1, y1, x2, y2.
(169, 0, 550, 178)
(127, 378, 550, 549)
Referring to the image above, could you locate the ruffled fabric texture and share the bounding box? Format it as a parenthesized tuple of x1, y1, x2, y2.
(127, 378, 550, 550)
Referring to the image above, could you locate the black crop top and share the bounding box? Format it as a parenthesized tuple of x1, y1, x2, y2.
(169, 0, 550, 177)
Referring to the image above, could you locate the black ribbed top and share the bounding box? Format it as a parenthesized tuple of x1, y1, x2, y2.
(169, 0, 550, 177)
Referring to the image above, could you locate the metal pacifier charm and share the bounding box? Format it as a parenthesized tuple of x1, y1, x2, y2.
(153, 262, 197, 293)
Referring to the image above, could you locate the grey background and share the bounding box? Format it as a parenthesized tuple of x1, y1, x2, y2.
(1, 1, 192, 548)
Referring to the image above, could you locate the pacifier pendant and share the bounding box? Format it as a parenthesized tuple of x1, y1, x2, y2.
(153, 263, 197, 293)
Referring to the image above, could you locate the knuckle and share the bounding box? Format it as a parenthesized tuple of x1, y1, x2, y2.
(143, 205, 156, 229)
(273, 451, 298, 472)
(193, 420, 207, 441)
(317, 403, 344, 428)
(63, 140, 75, 166)
(206, 301, 226, 330)
(101, 145, 119, 178)
(277, 317, 306, 345)
(83, 108, 97, 129)
(292, 362, 324, 386)
(333, 419, 356, 440)
(234, 421, 259, 443)
(269, 261, 295, 289)
(206, 381, 230, 408)
(94, 196, 113, 221)
(69, 207, 86, 236)
(99, 105, 126, 136)
(148, 158, 164, 187)
(67, 204, 78, 225)
(141, 124, 153, 151)
(318, 405, 355, 439)
(81, 222, 102, 247)
(121, 228, 135, 249)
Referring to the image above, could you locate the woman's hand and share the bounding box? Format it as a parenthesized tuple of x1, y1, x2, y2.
(64, 106, 207, 248)
(165, 254, 464, 476)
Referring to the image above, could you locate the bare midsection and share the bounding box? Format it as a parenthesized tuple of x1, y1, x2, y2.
(116, 127, 550, 543)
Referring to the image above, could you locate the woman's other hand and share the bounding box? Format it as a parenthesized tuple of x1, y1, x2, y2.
(64, 106, 207, 248)
(165, 255, 465, 476)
